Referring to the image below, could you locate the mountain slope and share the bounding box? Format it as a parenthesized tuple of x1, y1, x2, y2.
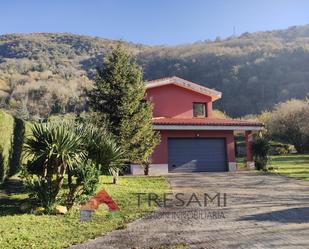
(1, 25, 309, 118)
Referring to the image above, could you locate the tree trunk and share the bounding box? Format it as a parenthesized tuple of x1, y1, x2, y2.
(112, 169, 119, 184)
(144, 164, 149, 176)
(143, 161, 150, 176)
(67, 171, 75, 209)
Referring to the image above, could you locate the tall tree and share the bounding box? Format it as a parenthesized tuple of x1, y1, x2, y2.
(88, 46, 159, 168)
(15, 99, 29, 120)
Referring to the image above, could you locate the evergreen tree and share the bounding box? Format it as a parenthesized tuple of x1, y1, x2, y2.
(15, 100, 29, 120)
(88, 46, 160, 164)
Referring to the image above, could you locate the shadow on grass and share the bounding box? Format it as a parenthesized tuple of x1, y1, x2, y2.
(272, 155, 309, 162)
(0, 178, 30, 216)
(0, 197, 26, 216)
(275, 166, 309, 170)
(0, 178, 27, 195)
(239, 207, 309, 223)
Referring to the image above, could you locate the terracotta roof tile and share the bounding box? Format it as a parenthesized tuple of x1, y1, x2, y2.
(152, 117, 263, 127)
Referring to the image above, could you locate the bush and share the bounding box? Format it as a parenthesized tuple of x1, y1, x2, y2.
(212, 109, 230, 119)
(274, 146, 289, 155)
(23, 121, 86, 211)
(268, 141, 290, 155)
(8, 117, 26, 176)
(67, 160, 100, 206)
(251, 138, 271, 171)
(23, 120, 125, 211)
(25, 177, 59, 211)
(0, 110, 14, 182)
(266, 99, 309, 153)
(0, 109, 29, 182)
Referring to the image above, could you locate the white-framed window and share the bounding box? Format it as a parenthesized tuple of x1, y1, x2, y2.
(193, 102, 207, 117)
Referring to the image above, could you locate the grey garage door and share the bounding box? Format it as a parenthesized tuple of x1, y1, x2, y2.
(168, 138, 227, 172)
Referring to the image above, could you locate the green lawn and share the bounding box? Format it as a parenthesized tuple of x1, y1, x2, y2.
(236, 157, 246, 169)
(0, 176, 170, 249)
(269, 154, 309, 181)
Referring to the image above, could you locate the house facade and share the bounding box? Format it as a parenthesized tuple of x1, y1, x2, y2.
(131, 76, 263, 175)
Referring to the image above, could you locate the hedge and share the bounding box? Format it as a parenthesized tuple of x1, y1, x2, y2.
(0, 109, 29, 183)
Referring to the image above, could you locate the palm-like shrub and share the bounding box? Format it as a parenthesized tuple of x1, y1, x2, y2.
(66, 124, 125, 206)
(24, 121, 125, 211)
(80, 124, 125, 183)
(24, 122, 85, 210)
(251, 138, 271, 171)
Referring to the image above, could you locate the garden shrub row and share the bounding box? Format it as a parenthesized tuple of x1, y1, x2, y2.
(0, 109, 29, 183)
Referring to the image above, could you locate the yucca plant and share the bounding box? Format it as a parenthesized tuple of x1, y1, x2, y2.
(24, 122, 85, 210)
(24, 121, 125, 211)
(66, 124, 125, 206)
(80, 124, 125, 184)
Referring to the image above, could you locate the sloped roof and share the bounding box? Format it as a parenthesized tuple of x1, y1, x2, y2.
(146, 76, 222, 101)
(152, 117, 263, 127)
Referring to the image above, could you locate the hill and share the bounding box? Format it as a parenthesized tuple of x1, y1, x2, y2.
(1, 25, 309, 118)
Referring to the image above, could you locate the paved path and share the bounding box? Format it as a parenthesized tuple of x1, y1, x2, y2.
(70, 172, 309, 249)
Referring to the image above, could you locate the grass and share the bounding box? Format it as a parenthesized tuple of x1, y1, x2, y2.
(269, 154, 309, 181)
(236, 157, 249, 170)
(0, 176, 170, 249)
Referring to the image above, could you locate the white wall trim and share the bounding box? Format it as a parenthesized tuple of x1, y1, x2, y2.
(228, 162, 237, 172)
(246, 161, 255, 169)
(153, 125, 262, 131)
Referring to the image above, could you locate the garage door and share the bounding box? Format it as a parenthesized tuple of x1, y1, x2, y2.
(168, 138, 227, 172)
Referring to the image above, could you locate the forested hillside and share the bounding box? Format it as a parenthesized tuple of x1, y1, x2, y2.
(1, 24, 309, 118)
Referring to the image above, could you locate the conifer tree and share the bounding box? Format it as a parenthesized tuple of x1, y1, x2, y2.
(16, 99, 29, 120)
(89, 46, 159, 165)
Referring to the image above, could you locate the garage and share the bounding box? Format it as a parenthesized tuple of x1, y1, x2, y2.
(168, 138, 227, 172)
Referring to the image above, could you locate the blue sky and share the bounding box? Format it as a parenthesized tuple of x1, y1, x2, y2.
(1, 0, 309, 45)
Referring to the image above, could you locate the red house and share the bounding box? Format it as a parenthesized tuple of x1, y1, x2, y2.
(131, 76, 263, 175)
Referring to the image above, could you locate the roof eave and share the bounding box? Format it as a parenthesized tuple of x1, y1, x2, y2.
(146, 76, 222, 100)
(153, 124, 263, 131)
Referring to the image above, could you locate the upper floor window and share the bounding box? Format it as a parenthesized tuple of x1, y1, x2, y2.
(193, 102, 207, 117)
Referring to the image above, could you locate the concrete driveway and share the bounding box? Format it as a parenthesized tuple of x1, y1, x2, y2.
(70, 172, 309, 249)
